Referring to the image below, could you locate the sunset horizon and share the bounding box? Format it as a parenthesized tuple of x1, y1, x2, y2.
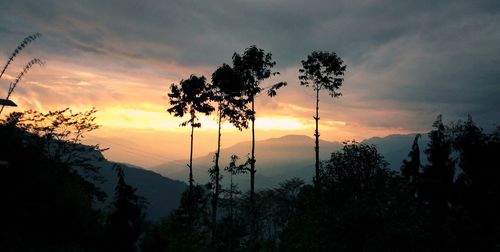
(1, 1, 500, 250)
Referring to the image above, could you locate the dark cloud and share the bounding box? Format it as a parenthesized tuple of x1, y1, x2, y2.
(1, 0, 499, 131)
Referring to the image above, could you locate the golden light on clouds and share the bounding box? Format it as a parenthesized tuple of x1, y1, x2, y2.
(95, 104, 311, 133)
(256, 117, 307, 131)
(0, 52, 425, 167)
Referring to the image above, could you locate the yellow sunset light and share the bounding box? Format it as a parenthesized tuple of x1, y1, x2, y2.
(94, 105, 310, 133)
(255, 117, 306, 131)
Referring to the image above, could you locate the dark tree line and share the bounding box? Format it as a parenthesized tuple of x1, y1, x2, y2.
(140, 115, 500, 251)
(162, 46, 500, 251)
(0, 109, 146, 252)
(2, 107, 499, 251)
(405, 115, 500, 249)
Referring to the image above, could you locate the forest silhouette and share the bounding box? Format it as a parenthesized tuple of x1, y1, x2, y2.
(1, 35, 500, 251)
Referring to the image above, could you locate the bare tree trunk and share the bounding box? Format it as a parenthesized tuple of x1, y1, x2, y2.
(250, 98, 257, 251)
(250, 99, 256, 199)
(212, 110, 222, 249)
(229, 174, 234, 252)
(189, 124, 194, 189)
(314, 88, 320, 189)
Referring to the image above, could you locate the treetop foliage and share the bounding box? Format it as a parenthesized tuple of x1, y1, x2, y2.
(299, 51, 347, 97)
(232, 45, 287, 100)
(2, 108, 106, 178)
(211, 64, 250, 131)
(167, 74, 214, 128)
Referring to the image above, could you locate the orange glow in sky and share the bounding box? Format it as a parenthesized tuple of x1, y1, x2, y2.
(1, 0, 498, 168)
(0, 56, 420, 167)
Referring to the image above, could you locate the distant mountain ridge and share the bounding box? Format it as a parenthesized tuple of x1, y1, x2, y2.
(87, 133, 428, 220)
(83, 151, 186, 221)
(151, 133, 428, 189)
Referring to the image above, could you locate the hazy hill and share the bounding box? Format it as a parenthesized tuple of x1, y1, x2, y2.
(83, 152, 186, 221)
(150, 134, 428, 189)
(363, 133, 430, 170)
(150, 135, 341, 189)
(87, 133, 428, 219)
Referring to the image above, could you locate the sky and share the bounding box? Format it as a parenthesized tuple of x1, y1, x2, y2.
(1, 0, 499, 167)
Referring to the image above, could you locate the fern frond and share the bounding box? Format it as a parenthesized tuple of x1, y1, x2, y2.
(0, 33, 41, 80)
(6, 58, 44, 97)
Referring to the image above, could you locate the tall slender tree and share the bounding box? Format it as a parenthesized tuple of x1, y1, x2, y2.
(298, 51, 346, 189)
(167, 75, 214, 189)
(209, 63, 249, 246)
(232, 45, 286, 248)
(232, 45, 286, 203)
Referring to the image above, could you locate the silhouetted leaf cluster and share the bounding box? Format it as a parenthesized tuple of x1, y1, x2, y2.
(299, 51, 346, 97)
(167, 75, 214, 128)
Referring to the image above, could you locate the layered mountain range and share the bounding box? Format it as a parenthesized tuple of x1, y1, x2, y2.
(151, 134, 428, 189)
(92, 133, 428, 220)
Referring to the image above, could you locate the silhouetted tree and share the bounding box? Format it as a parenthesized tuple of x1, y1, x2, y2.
(281, 142, 425, 251)
(164, 185, 211, 251)
(218, 155, 248, 251)
(0, 110, 105, 251)
(209, 63, 249, 246)
(298, 51, 346, 189)
(419, 115, 455, 247)
(6, 108, 107, 182)
(137, 115, 500, 251)
(105, 165, 146, 252)
(254, 178, 305, 250)
(167, 75, 214, 189)
(1, 33, 43, 114)
(208, 153, 224, 248)
(3, 108, 106, 184)
(451, 115, 486, 186)
(140, 225, 169, 252)
(401, 134, 422, 195)
(232, 45, 286, 248)
(448, 116, 500, 249)
(422, 115, 455, 202)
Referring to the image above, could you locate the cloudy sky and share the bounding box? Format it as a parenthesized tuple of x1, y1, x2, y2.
(1, 0, 499, 167)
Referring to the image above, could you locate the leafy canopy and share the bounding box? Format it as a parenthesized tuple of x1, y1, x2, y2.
(232, 45, 287, 99)
(167, 75, 214, 127)
(211, 63, 250, 130)
(299, 51, 346, 97)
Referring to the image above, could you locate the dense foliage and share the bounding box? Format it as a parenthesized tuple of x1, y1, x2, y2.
(139, 115, 500, 251)
(3, 106, 500, 252)
(0, 109, 145, 252)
